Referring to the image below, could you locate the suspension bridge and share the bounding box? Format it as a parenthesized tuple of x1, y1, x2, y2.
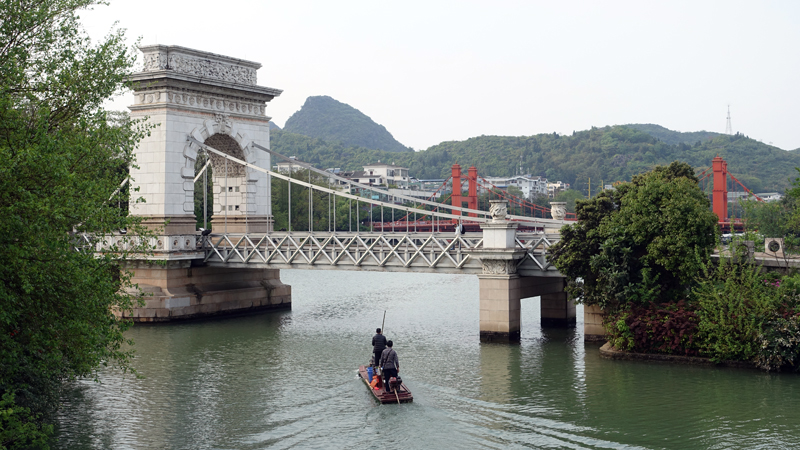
(115, 45, 766, 343)
(116, 45, 580, 343)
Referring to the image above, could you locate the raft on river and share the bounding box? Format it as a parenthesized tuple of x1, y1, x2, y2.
(358, 365, 413, 404)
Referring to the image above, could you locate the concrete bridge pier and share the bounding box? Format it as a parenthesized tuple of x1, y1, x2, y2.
(540, 290, 576, 327)
(476, 272, 574, 342)
(477, 272, 522, 342)
(476, 201, 574, 343)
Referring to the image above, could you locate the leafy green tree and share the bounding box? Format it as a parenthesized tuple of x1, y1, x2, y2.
(271, 169, 365, 232)
(506, 185, 524, 198)
(194, 152, 214, 229)
(529, 194, 551, 209)
(694, 258, 780, 362)
(549, 162, 719, 310)
(553, 189, 584, 213)
(0, 1, 148, 447)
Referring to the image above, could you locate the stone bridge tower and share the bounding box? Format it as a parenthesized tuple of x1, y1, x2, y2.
(125, 45, 290, 321)
(129, 45, 281, 233)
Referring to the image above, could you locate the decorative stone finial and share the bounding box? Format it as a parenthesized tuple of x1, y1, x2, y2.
(489, 200, 508, 222)
(550, 202, 567, 220)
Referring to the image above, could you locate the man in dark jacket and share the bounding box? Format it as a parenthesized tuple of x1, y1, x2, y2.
(372, 328, 387, 367)
(379, 340, 399, 393)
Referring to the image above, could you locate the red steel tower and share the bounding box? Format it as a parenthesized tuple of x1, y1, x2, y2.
(451, 164, 462, 219)
(467, 166, 478, 217)
(712, 155, 728, 222)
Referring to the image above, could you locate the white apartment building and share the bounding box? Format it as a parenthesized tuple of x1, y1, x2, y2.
(483, 175, 549, 199)
(341, 162, 410, 189)
(362, 162, 410, 188)
(547, 181, 570, 198)
(274, 156, 299, 173)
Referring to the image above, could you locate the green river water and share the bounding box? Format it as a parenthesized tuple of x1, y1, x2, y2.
(53, 270, 800, 449)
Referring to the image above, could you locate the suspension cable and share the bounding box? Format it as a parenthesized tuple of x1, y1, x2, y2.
(224, 156, 228, 233)
(188, 138, 553, 227)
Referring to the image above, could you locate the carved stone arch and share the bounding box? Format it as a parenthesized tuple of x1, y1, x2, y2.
(181, 115, 255, 213)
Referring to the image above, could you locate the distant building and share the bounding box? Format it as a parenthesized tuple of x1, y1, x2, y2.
(757, 192, 783, 202)
(340, 161, 411, 189)
(483, 175, 549, 199)
(547, 181, 570, 198)
(362, 162, 410, 188)
(410, 178, 448, 192)
(727, 191, 783, 203)
(339, 170, 384, 187)
(274, 156, 299, 173)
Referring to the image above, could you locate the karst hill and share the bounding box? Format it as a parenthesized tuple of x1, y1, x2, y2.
(282, 95, 412, 153)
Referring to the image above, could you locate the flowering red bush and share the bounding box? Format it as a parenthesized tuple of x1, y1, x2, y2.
(605, 300, 701, 356)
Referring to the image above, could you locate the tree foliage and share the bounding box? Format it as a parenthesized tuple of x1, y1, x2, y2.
(553, 189, 584, 213)
(272, 125, 798, 195)
(0, 1, 148, 447)
(549, 162, 719, 310)
(623, 123, 720, 146)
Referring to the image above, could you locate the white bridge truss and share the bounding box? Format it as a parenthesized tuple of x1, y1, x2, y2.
(200, 231, 561, 276)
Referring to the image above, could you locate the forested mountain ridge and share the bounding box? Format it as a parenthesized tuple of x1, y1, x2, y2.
(270, 125, 800, 194)
(623, 123, 721, 146)
(283, 95, 412, 153)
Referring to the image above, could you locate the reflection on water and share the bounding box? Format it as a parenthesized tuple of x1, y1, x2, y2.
(54, 270, 800, 449)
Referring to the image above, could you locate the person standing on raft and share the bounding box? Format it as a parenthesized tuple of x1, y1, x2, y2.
(379, 340, 399, 393)
(372, 328, 387, 367)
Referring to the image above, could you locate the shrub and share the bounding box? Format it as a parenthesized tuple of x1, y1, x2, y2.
(694, 259, 779, 362)
(605, 300, 701, 356)
(755, 314, 800, 372)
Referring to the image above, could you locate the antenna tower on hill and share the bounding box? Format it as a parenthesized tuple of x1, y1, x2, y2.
(725, 105, 732, 135)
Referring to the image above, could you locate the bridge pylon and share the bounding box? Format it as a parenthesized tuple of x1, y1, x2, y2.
(122, 45, 290, 322)
(712, 155, 728, 222)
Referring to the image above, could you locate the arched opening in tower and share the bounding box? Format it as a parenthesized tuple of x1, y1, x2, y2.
(194, 133, 249, 231)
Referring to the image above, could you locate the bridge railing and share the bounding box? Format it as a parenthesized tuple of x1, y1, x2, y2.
(515, 233, 561, 273)
(200, 231, 561, 275)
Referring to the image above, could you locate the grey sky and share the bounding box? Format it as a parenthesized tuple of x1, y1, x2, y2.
(83, 1, 800, 150)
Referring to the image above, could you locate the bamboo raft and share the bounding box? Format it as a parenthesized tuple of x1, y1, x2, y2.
(358, 365, 413, 404)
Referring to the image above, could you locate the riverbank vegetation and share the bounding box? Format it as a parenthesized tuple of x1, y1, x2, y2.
(0, 1, 149, 448)
(551, 162, 800, 372)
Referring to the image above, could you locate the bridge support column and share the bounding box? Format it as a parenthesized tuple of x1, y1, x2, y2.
(540, 291, 576, 327)
(583, 304, 606, 342)
(514, 276, 574, 327)
(478, 274, 521, 343)
(123, 262, 291, 322)
(475, 200, 527, 343)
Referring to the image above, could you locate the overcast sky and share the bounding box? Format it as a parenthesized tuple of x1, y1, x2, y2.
(82, 1, 800, 151)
